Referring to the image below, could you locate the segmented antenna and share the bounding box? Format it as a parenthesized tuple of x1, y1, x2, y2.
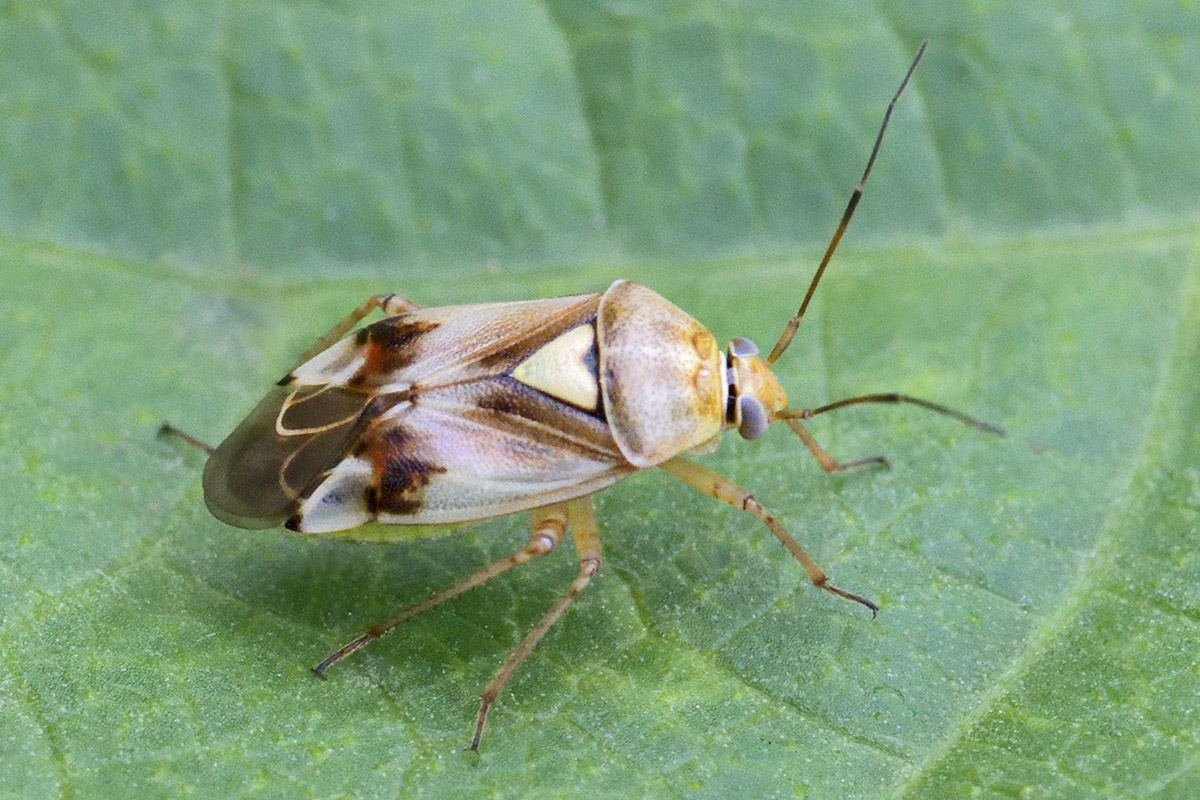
(766, 41, 928, 365)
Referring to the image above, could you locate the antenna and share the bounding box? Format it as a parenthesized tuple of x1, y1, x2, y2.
(766, 41, 928, 365)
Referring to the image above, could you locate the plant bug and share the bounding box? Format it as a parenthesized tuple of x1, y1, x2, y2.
(167, 41, 1002, 750)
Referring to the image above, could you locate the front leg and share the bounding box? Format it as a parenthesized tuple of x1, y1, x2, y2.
(658, 456, 877, 615)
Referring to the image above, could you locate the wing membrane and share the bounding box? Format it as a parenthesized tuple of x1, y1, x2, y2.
(202, 384, 386, 528)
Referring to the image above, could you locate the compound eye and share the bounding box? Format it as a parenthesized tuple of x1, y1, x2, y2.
(728, 337, 760, 358)
(737, 395, 769, 440)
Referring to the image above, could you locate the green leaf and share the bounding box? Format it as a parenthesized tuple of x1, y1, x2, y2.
(2, 2, 1198, 798)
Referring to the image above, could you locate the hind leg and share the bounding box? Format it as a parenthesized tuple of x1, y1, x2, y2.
(471, 495, 602, 750)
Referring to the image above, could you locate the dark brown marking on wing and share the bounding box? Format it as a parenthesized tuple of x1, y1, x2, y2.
(361, 426, 447, 515)
(476, 390, 517, 416)
(582, 331, 600, 376)
(582, 329, 605, 421)
(474, 306, 600, 374)
(467, 377, 623, 462)
(475, 344, 527, 372)
(350, 317, 441, 385)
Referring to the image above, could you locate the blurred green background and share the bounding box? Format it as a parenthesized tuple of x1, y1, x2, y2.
(2, 1, 1198, 798)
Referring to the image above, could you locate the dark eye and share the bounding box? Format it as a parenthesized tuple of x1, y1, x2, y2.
(737, 395, 768, 439)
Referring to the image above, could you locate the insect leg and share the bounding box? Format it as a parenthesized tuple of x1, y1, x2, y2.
(471, 496, 602, 751)
(157, 423, 215, 455)
(314, 503, 568, 677)
(290, 293, 422, 367)
(784, 418, 891, 473)
(658, 456, 878, 615)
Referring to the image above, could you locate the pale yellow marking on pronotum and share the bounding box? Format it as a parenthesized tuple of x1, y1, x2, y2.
(511, 324, 599, 411)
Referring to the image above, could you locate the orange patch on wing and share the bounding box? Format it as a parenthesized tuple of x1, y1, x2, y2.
(352, 318, 442, 385)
